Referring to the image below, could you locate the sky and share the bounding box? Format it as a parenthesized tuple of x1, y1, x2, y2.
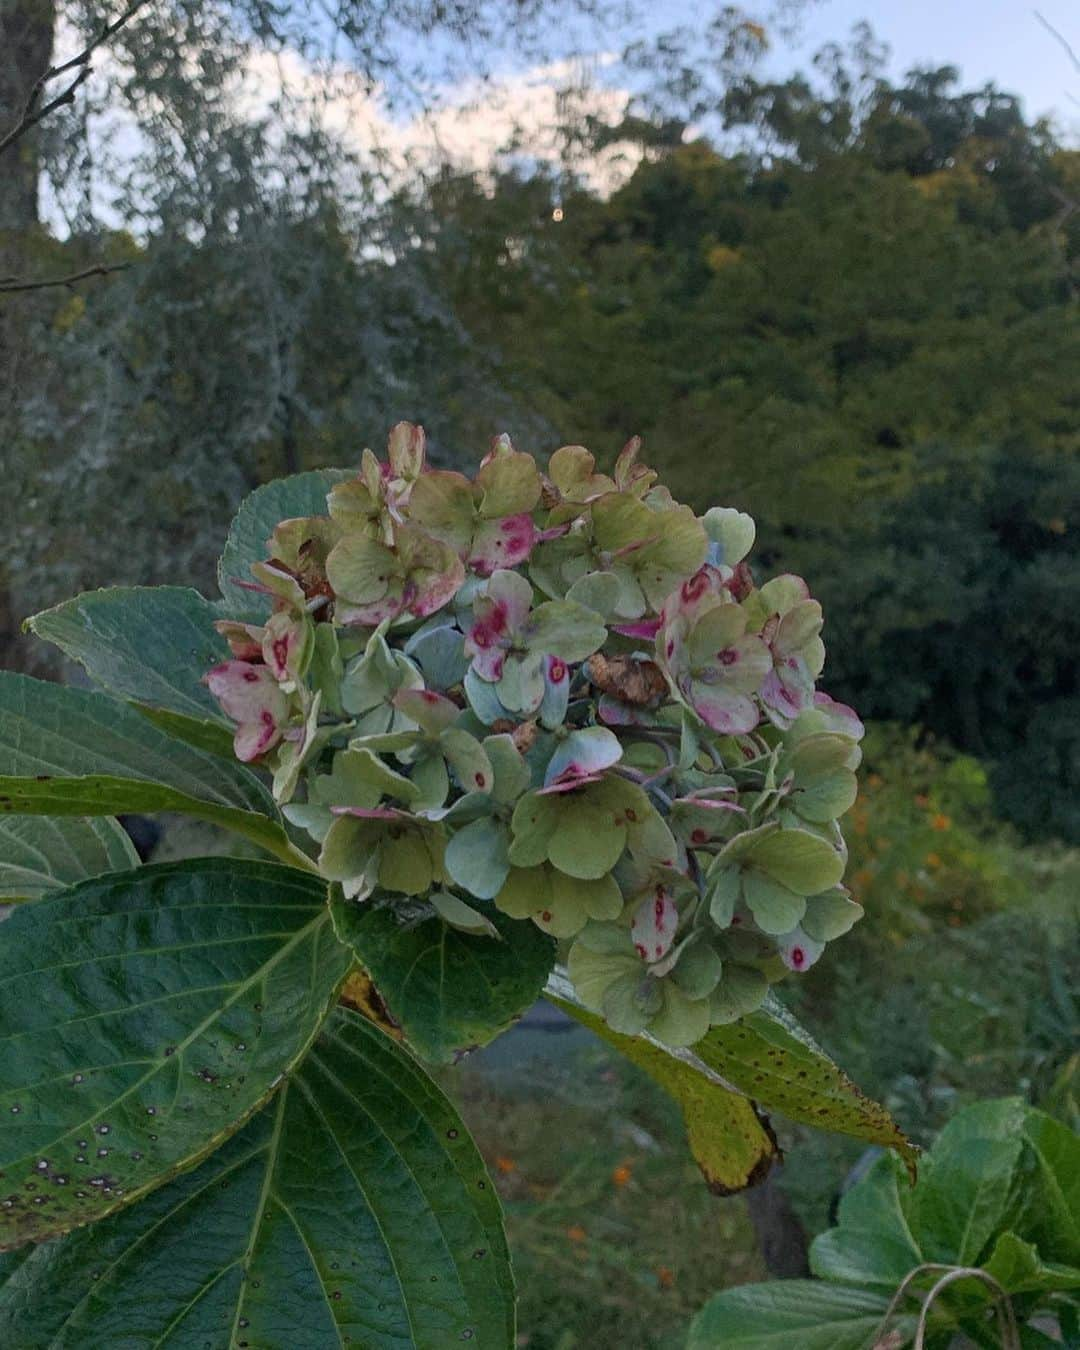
(48, 0, 1079, 233)
(772, 0, 1078, 130)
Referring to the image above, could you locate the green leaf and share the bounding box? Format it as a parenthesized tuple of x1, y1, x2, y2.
(331, 897, 555, 1063)
(810, 1153, 923, 1288)
(812, 1100, 1080, 1308)
(914, 1098, 1080, 1268)
(913, 1131, 1024, 1267)
(25, 586, 229, 730)
(0, 1009, 514, 1349)
(0, 815, 138, 903)
(0, 859, 350, 1248)
(697, 994, 918, 1176)
(983, 1231, 1080, 1296)
(550, 986, 778, 1195)
(686, 1280, 906, 1350)
(217, 469, 350, 618)
(0, 674, 304, 866)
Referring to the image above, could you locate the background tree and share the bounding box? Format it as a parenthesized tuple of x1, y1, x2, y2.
(416, 43, 1079, 835)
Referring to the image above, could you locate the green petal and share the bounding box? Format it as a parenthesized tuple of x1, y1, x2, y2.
(547, 799, 626, 880)
(429, 890, 501, 937)
(564, 570, 623, 619)
(445, 817, 511, 900)
(525, 599, 607, 663)
(495, 865, 551, 920)
(407, 470, 475, 553)
(411, 751, 451, 811)
(602, 968, 656, 1036)
(326, 533, 399, 604)
(648, 983, 712, 1048)
(801, 889, 864, 942)
(566, 929, 639, 1010)
(669, 940, 723, 999)
(707, 864, 742, 927)
(496, 651, 546, 714)
(742, 870, 808, 935)
(379, 830, 439, 896)
(475, 447, 541, 517)
(315, 747, 419, 807)
(318, 816, 380, 900)
(483, 734, 531, 803)
(710, 965, 769, 1024)
(440, 727, 495, 796)
(744, 826, 846, 895)
(702, 506, 755, 566)
(508, 791, 560, 866)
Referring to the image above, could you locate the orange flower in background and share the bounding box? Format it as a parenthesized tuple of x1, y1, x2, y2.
(867, 773, 884, 789)
(611, 1164, 633, 1188)
(495, 1156, 517, 1174)
(566, 1225, 587, 1244)
(925, 852, 942, 868)
(656, 1266, 675, 1289)
(931, 813, 951, 831)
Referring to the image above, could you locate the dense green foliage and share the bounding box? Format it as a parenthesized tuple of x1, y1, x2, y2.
(418, 60, 1080, 837)
(689, 1098, 1080, 1349)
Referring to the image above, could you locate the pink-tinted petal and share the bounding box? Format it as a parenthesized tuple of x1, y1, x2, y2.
(813, 692, 866, 741)
(485, 568, 534, 630)
(233, 711, 283, 762)
(468, 513, 537, 576)
(335, 585, 407, 628)
(206, 661, 287, 727)
(630, 886, 679, 964)
(597, 694, 656, 727)
(536, 522, 572, 543)
(686, 678, 759, 734)
(664, 565, 726, 624)
(214, 620, 265, 661)
(610, 617, 662, 639)
(386, 420, 426, 482)
(261, 613, 304, 681)
(544, 726, 623, 787)
(539, 654, 571, 728)
(469, 646, 506, 682)
(776, 926, 825, 972)
(393, 687, 460, 736)
(409, 563, 464, 618)
(537, 768, 606, 794)
(761, 661, 814, 727)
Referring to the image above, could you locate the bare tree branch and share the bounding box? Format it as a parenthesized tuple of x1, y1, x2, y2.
(0, 0, 150, 158)
(1035, 10, 1080, 77)
(0, 261, 132, 293)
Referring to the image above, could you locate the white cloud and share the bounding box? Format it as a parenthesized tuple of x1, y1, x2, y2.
(238, 47, 644, 196)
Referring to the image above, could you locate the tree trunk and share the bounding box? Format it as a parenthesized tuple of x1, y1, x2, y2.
(0, 0, 56, 233)
(744, 1169, 811, 1278)
(0, 0, 56, 671)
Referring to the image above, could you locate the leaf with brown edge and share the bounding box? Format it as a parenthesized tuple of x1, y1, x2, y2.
(698, 994, 919, 1180)
(548, 978, 778, 1195)
(337, 967, 404, 1041)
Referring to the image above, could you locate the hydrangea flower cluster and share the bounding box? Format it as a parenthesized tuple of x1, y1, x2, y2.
(206, 425, 865, 1047)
